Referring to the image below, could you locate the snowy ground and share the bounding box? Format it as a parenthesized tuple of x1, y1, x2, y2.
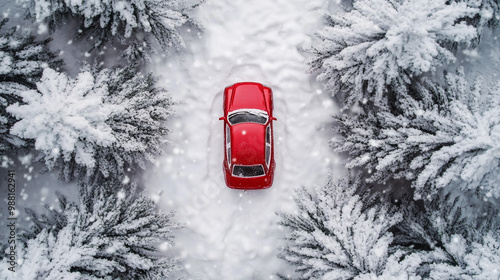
(142, 0, 341, 278)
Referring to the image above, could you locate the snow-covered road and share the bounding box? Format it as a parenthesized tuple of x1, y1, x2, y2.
(143, 0, 341, 278)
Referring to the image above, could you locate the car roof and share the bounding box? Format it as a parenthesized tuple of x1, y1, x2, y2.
(230, 123, 266, 166)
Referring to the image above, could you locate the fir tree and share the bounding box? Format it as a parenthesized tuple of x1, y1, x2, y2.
(394, 189, 500, 279)
(481, 0, 500, 26)
(7, 66, 172, 183)
(0, 18, 61, 152)
(465, 0, 500, 34)
(22, 0, 202, 62)
(277, 173, 422, 279)
(332, 68, 500, 198)
(278, 174, 500, 279)
(14, 182, 179, 279)
(308, 0, 477, 107)
(82, 66, 172, 183)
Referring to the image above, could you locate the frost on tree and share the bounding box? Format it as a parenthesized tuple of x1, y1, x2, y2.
(394, 189, 500, 279)
(0, 18, 60, 152)
(15, 182, 180, 279)
(7, 66, 172, 182)
(22, 0, 202, 62)
(464, 0, 500, 37)
(332, 68, 500, 198)
(308, 0, 477, 106)
(277, 173, 428, 279)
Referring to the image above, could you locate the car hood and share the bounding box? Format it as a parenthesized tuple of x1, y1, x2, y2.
(230, 123, 265, 166)
(228, 83, 268, 112)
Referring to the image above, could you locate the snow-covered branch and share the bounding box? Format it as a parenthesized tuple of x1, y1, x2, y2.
(332, 68, 500, 198)
(7, 66, 172, 182)
(309, 0, 477, 106)
(0, 18, 61, 152)
(464, 0, 500, 36)
(22, 0, 202, 62)
(277, 173, 420, 279)
(14, 182, 180, 279)
(394, 189, 500, 279)
(279, 173, 500, 279)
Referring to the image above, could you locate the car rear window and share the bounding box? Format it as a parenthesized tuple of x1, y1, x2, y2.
(232, 165, 265, 177)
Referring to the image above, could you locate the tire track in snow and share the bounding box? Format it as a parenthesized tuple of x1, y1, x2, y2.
(143, 0, 341, 278)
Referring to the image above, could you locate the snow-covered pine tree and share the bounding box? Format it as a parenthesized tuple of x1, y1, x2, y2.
(464, 0, 500, 35)
(479, 0, 500, 26)
(7, 66, 172, 183)
(86, 66, 173, 183)
(394, 188, 500, 279)
(277, 172, 427, 279)
(308, 0, 477, 107)
(15, 181, 179, 279)
(22, 0, 202, 62)
(0, 18, 61, 152)
(332, 68, 500, 198)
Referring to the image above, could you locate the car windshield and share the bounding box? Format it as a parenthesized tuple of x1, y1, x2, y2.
(228, 109, 268, 125)
(232, 165, 265, 177)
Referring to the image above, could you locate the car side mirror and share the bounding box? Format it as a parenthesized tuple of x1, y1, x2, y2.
(272, 117, 277, 121)
(219, 117, 225, 121)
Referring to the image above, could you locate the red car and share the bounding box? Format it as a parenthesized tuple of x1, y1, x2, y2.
(219, 82, 277, 189)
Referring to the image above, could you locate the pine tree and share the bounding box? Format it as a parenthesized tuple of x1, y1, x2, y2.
(14, 182, 180, 279)
(332, 68, 500, 198)
(480, 0, 500, 26)
(465, 0, 500, 35)
(7, 66, 172, 183)
(277, 173, 424, 279)
(308, 0, 477, 107)
(82, 66, 172, 183)
(23, 0, 202, 62)
(394, 189, 500, 279)
(0, 18, 61, 152)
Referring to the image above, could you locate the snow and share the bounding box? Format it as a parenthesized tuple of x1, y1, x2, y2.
(7, 68, 116, 169)
(4, 0, 498, 278)
(312, 0, 478, 106)
(141, 0, 340, 278)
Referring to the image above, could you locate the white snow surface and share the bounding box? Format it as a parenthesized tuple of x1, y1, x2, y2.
(142, 0, 341, 278)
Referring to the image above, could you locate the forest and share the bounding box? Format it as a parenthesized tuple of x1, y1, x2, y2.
(0, 0, 499, 279)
